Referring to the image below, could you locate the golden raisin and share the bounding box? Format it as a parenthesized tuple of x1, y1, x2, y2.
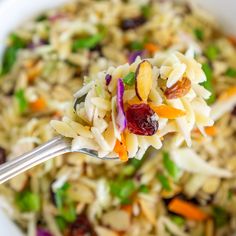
(164, 77, 191, 99)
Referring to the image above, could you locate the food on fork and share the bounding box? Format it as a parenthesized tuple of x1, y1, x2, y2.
(51, 51, 213, 160)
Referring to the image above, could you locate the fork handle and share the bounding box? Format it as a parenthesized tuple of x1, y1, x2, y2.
(0, 136, 70, 184)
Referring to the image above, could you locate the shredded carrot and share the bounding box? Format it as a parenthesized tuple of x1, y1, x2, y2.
(30, 97, 46, 112)
(144, 43, 159, 54)
(128, 97, 143, 105)
(218, 86, 236, 101)
(114, 134, 128, 162)
(205, 126, 217, 136)
(168, 198, 208, 221)
(228, 35, 236, 46)
(52, 111, 62, 119)
(121, 204, 132, 215)
(149, 103, 186, 119)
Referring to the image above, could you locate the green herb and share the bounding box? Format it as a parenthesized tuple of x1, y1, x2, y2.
(171, 215, 185, 226)
(194, 28, 204, 41)
(130, 41, 144, 51)
(123, 72, 135, 86)
(59, 203, 77, 223)
(139, 184, 149, 193)
(36, 14, 47, 22)
(228, 190, 233, 200)
(141, 5, 151, 18)
(54, 182, 70, 209)
(201, 63, 216, 104)
(54, 183, 76, 223)
(95, 83, 103, 96)
(205, 44, 219, 60)
(110, 180, 136, 204)
(97, 23, 108, 36)
(120, 165, 136, 176)
(120, 157, 144, 177)
(225, 67, 236, 78)
(72, 33, 103, 51)
(157, 174, 171, 191)
(15, 89, 28, 113)
(163, 152, 180, 181)
(212, 206, 229, 228)
(55, 216, 67, 231)
(16, 190, 40, 212)
(130, 156, 145, 169)
(1, 34, 26, 75)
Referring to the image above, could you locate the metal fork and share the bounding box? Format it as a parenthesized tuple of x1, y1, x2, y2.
(0, 136, 118, 184)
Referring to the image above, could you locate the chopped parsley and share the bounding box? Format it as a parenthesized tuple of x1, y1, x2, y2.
(72, 33, 104, 51)
(194, 28, 204, 41)
(15, 89, 28, 113)
(1, 34, 27, 75)
(110, 179, 136, 204)
(201, 63, 216, 104)
(157, 174, 171, 191)
(15, 190, 40, 212)
(225, 67, 236, 78)
(123, 72, 135, 86)
(163, 151, 180, 181)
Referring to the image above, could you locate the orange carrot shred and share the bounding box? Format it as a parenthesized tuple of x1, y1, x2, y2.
(121, 204, 132, 215)
(149, 103, 186, 119)
(228, 35, 236, 46)
(218, 86, 236, 101)
(128, 97, 144, 105)
(114, 134, 128, 162)
(26, 62, 42, 83)
(144, 43, 159, 54)
(205, 126, 217, 136)
(168, 198, 208, 221)
(30, 97, 46, 112)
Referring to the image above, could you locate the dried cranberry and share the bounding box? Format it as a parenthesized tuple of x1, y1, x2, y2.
(67, 214, 96, 236)
(121, 16, 146, 31)
(0, 147, 6, 165)
(126, 103, 158, 136)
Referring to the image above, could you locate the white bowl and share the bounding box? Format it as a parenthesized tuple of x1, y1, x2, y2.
(0, 0, 235, 235)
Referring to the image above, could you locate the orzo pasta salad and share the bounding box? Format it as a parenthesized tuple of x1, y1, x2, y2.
(0, 0, 235, 236)
(51, 51, 213, 161)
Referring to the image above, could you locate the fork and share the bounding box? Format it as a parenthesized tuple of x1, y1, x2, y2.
(0, 136, 118, 184)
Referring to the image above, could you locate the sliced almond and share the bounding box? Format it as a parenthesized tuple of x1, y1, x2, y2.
(9, 173, 28, 192)
(101, 210, 130, 231)
(95, 226, 119, 236)
(135, 60, 153, 101)
(139, 198, 156, 225)
(68, 182, 95, 203)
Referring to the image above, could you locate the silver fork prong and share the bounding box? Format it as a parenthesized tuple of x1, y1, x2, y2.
(78, 148, 118, 160)
(0, 136, 118, 184)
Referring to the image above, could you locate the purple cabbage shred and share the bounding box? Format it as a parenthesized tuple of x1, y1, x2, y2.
(128, 50, 143, 64)
(116, 78, 127, 132)
(105, 74, 112, 86)
(37, 228, 52, 236)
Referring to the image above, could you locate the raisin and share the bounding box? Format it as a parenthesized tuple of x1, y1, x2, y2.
(0, 147, 6, 165)
(126, 103, 158, 136)
(66, 214, 97, 236)
(164, 77, 191, 99)
(120, 16, 146, 31)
